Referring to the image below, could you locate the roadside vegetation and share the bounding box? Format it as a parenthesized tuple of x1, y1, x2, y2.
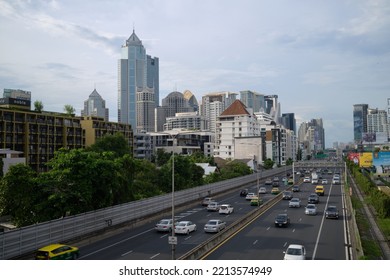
(0, 133, 253, 227)
(347, 159, 390, 259)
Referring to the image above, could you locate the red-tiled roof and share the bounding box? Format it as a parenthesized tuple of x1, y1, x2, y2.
(220, 100, 250, 116)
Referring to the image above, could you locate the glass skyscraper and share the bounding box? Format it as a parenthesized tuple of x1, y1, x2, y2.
(118, 30, 159, 131)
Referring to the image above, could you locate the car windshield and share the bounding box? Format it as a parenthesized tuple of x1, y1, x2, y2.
(287, 248, 302, 255)
(208, 221, 217, 225)
(177, 222, 187, 226)
(307, 205, 315, 209)
(160, 220, 170, 225)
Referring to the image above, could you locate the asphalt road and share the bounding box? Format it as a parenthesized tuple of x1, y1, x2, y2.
(204, 171, 347, 260)
(78, 169, 347, 260)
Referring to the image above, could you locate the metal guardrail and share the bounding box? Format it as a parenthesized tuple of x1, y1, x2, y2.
(0, 168, 285, 260)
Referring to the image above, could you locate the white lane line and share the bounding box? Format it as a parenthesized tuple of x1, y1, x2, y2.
(79, 228, 155, 259)
(283, 242, 288, 248)
(312, 182, 334, 260)
(292, 229, 296, 233)
(160, 234, 168, 239)
(185, 236, 192, 241)
(266, 226, 271, 231)
(253, 240, 258, 245)
(150, 253, 160, 259)
(121, 250, 133, 257)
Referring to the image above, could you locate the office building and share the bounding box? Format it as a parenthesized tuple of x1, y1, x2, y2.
(353, 104, 368, 143)
(240, 90, 264, 113)
(81, 88, 109, 121)
(118, 29, 159, 132)
(281, 113, 296, 134)
(201, 91, 237, 133)
(164, 112, 207, 131)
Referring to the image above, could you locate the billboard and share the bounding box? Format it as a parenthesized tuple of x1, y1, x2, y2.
(348, 153, 360, 165)
(373, 151, 390, 174)
(362, 132, 388, 144)
(359, 153, 373, 168)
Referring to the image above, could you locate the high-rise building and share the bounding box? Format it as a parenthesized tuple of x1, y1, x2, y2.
(353, 104, 368, 143)
(298, 118, 325, 153)
(200, 91, 237, 133)
(81, 88, 109, 121)
(118, 29, 159, 132)
(281, 113, 296, 133)
(240, 90, 264, 113)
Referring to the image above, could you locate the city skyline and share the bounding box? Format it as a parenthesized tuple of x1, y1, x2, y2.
(0, 0, 389, 146)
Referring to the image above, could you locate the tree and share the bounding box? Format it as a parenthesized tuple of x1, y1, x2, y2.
(88, 132, 131, 157)
(0, 164, 42, 226)
(64, 104, 76, 115)
(34, 100, 44, 112)
(263, 158, 274, 170)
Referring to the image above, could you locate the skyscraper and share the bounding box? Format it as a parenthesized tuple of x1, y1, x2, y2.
(81, 88, 109, 121)
(118, 30, 159, 132)
(353, 104, 368, 143)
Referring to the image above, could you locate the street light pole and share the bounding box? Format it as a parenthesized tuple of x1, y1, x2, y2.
(171, 136, 176, 260)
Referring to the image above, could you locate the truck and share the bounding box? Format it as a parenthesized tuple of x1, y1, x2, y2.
(311, 172, 318, 184)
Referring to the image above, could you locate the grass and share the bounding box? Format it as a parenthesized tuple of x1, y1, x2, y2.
(351, 194, 383, 259)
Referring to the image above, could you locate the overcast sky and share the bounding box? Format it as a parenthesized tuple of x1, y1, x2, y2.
(1, 0, 389, 147)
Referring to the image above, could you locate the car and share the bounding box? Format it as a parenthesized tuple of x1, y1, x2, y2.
(258, 187, 267, 194)
(207, 202, 220, 211)
(305, 204, 317, 215)
(272, 181, 280, 187)
(321, 179, 328, 184)
(35, 244, 79, 260)
(303, 177, 311, 183)
(239, 188, 249, 196)
(315, 185, 325, 196)
(308, 193, 319, 204)
(155, 219, 174, 232)
(274, 213, 290, 227)
(246, 192, 257, 200)
(174, 221, 197, 234)
(283, 244, 306, 260)
(250, 197, 262, 206)
(282, 191, 293, 200)
(289, 197, 301, 208)
(325, 205, 339, 219)
(292, 185, 300, 192)
(219, 204, 234, 214)
(332, 178, 340, 184)
(201, 197, 214, 206)
(271, 187, 280, 194)
(204, 219, 226, 233)
(265, 178, 272, 185)
(288, 178, 294, 185)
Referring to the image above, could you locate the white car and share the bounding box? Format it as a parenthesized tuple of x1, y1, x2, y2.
(207, 202, 220, 211)
(155, 219, 173, 232)
(283, 244, 306, 260)
(202, 197, 215, 206)
(245, 193, 256, 200)
(303, 177, 311, 183)
(289, 197, 301, 208)
(219, 204, 234, 214)
(258, 187, 267, 194)
(174, 221, 197, 235)
(204, 219, 226, 233)
(321, 179, 328, 184)
(305, 204, 317, 215)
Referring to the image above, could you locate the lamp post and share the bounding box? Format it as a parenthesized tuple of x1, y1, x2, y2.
(170, 134, 177, 260)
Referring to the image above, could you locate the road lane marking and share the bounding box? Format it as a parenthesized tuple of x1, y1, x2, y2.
(121, 250, 133, 257)
(283, 242, 287, 247)
(266, 226, 271, 231)
(253, 240, 258, 245)
(150, 253, 160, 259)
(78, 228, 155, 259)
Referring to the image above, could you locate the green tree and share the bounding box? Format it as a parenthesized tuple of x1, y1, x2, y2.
(88, 132, 131, 158)
(34, 100, 44, 113)
(64, 104, 76, 115)
(263, 158, 274, 169)
(0, 164, 42, 226)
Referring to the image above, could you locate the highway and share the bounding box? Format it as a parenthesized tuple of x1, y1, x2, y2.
(204, 170, 347, 260)
(79, 167, 347, 260)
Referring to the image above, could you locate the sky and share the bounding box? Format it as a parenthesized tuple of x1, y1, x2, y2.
(0, 0, 389, 147)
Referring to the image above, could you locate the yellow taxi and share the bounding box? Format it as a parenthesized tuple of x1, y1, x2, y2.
(35, 243, 79, 260)
(315, 185, 325, 196)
